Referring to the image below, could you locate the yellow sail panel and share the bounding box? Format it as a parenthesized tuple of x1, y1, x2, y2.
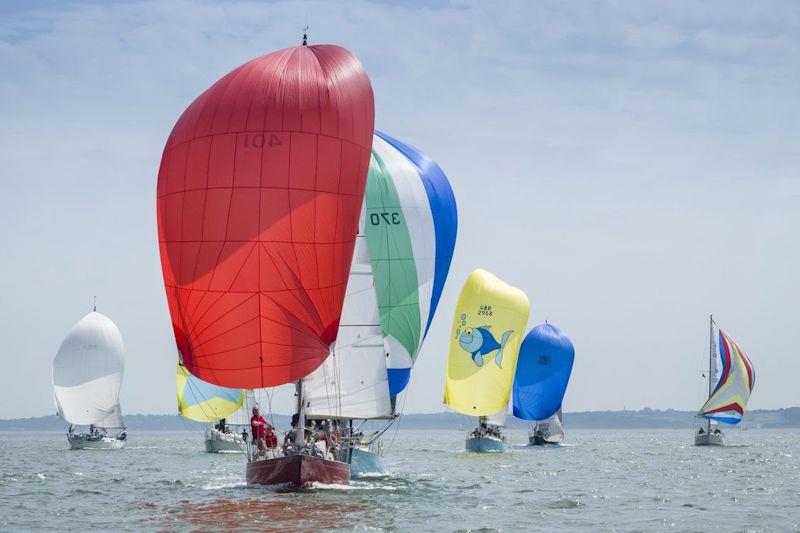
(445, 269, 530, 416)
(176, 363, 245, 423)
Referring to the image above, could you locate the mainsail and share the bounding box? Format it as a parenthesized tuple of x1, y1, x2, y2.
(366, 132, 458, 396)
(485, 404, 509, 427)
(303, 222, 392, 420)
(303, 131, 459, 418)
(513, 323, 575, 421)
(444, 269, 530, 416)
(533, 409, 565, 443)
(176, 362, 245, 423)
(157, 44, 375, 390)
(52, 312, 125, 428)
(226, 390, 258, 426)
(699, 328, 755, 424)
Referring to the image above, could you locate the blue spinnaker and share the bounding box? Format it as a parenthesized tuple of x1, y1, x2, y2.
(513, 323, 575, 420)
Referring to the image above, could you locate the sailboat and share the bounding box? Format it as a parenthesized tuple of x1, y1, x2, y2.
(512, 323, 575, 445)
(302, 131, 458, 475)
(445, 269, 529, 452)
(303, 216, 392, 474)
(52, 307, 127, 450)
(531, 409, 565, 445)
(176, 362, 250, 453)
(695, 315, 755, 446)
(157, 41, 375, 487)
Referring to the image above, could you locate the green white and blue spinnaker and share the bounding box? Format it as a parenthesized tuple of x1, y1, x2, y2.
(366, 131, 458, 397)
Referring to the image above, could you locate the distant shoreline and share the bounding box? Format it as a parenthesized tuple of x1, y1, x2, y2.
(2, 407, 798, 431)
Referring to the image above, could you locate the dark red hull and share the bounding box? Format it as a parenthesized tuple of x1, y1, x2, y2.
(246, 454, 350, 488)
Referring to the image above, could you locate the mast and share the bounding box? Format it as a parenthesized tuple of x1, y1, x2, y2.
(707, 314, 715, 431)
(295, 380, 305, 445)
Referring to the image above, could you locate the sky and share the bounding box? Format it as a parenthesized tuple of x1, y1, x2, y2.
(1, 0, 798, 419)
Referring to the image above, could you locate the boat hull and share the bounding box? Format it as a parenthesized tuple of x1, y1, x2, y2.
(465, 435, 506, 453)
(528, 434, 562, 446)
(340, 446, 385, 476)
(694, 431, 725, 446)
(205, 429, 245, 453)
(205, 437, 244, 453)
(246, 454, 350, 487)
(67, 434, 125, 450)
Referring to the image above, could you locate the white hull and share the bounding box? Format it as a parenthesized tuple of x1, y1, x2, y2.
(340, 444, 385, 475)
(67, 434, 125, 450)
(694, 430, 724, 446)
(205, 428, 245, 453)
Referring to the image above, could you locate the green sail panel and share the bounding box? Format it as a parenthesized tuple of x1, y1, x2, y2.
(364, 149, 422, 367)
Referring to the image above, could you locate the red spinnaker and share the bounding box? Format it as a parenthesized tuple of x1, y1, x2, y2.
(157, 45, 375, 388)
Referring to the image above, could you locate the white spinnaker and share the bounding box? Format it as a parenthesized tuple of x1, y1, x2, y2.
(304, 231, 392, 420)
(95, 404, 124, 428)
(226, 390, 256, 425)
(52, 312, 125, 427)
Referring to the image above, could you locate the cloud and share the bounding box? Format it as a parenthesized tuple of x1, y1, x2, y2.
(1, 0, 798, 417)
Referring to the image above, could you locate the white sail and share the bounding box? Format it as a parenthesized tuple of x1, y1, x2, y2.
(226, 390, 256, 425)
(485, 404, 509, 427)
(304, 231, 392, 420)
(95, 403, 124, 429)
(533, 409, 565, 443)
(52, 312, 125, 427)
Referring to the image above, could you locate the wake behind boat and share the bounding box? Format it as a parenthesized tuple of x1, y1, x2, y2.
(694, 315, 755, 446)
(53, 307, 127, 450)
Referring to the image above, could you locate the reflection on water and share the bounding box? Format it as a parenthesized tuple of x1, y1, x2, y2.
(150, 496, 382, 530)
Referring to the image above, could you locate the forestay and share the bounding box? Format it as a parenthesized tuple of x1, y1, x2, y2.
(52, 312, 125, 427)
(699, 329, 755, 424)
(444, 269, 529, 416)
(303, 225, 392, 420)
(365, 132, 457, 396)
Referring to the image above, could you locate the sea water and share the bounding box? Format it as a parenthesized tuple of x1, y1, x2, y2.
(1, 429, 798, 531)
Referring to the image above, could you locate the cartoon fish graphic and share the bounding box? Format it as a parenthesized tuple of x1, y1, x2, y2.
(459, 326, 513, 368)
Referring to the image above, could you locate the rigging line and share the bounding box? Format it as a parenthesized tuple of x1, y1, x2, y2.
(181, 367, 241, 424)
(176, 409, 205, 437)
(385, 389, 408, 453)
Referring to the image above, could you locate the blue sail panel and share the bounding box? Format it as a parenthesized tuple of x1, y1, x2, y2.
(513, 323, 575, 421)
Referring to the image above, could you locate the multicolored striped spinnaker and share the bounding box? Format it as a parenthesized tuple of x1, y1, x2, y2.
(365, 131, 458, 396)
(176, 362, 246, 423)
(699, 330, 755, 424)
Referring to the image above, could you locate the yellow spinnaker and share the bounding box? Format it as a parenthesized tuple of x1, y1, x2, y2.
(176, 362, 245, 423)
(445, 269, 530, 416)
